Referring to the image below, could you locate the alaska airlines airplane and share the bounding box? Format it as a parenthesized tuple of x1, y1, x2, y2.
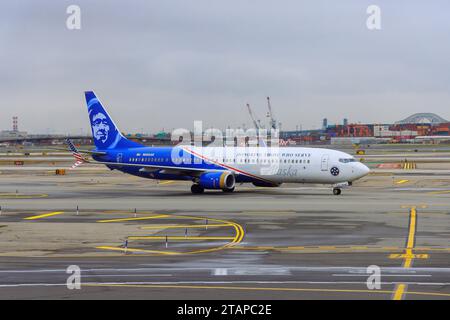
(68, 91, 370, 195)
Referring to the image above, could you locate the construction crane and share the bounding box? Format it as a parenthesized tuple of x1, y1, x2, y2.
(266, 96, 277, 130)
(246, 103, 261, 130)
(245, 103, 267, 147)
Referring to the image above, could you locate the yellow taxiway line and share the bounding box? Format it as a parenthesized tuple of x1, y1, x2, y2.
(395, 179, 409, 184)
(82, 283, 450, 299)
(404, 207, 417, 268)
(155, 214, 245, 254)
(84, 283, 395, 296)
(402, 162, 416, 170)
(0, 193, 48, 199)
(393, 284, 407, 300)
(96, 213, 245, 256)
(101, 210, 154, 215)
(428, 190, 450, 195)
(128, 236, 235, 241)
(95, 246, 178, 255)
(97, 215, 168, 223)
(392, 207, 419, 300)
(158, 180, 175, 185)
(140, 224, 230, 230)
(24, 211, 64, 220)
(234, 245, 447, 254)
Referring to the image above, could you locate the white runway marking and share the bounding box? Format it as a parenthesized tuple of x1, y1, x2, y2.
(0, 266, 449, 274)
(0, 280, 449, 288)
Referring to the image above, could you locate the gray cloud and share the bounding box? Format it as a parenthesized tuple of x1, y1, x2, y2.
(1, 0, 449, 134)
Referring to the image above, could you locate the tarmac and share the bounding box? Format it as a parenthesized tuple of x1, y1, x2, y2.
(0, 149, 449, 299)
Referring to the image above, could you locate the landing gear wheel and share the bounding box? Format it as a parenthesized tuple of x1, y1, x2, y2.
(333, 188, 341, 196)
(222, 187, 235, 193)
(191, 184, 205, 194)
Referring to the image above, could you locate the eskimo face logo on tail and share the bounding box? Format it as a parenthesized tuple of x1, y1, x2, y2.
(92, 112, 110, 143)
(88, 98, 119, 149)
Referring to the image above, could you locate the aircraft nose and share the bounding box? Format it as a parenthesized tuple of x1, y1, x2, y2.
(362, 163, 370, 175)
(355, 162, 370, 178)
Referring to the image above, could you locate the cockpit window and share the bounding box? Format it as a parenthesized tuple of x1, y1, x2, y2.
(339, 158, 357, 163)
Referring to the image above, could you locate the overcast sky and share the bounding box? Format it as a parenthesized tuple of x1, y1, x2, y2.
(1, 1, 449, 134)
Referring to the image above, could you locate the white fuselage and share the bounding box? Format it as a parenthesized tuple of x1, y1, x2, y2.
(185, 146, 370, 185)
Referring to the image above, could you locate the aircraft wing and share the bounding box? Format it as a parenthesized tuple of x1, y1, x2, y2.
(70, 149, 107, 156)
(89, 159, 227, 176)
(49, 146, 107, 156)
(64, 139, 229, 176)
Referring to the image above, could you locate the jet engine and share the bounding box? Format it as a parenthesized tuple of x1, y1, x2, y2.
(198, 172, 235, 190)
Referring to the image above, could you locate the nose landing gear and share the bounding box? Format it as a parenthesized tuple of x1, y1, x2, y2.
(332, 182, 349, 195)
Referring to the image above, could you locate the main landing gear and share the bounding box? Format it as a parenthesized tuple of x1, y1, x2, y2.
(333, 188, 342, 196)
(191, 184, 204, 194)
(190, 185, 235, 194)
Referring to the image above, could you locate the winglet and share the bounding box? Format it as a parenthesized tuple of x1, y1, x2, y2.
(66, 139, 87, 169)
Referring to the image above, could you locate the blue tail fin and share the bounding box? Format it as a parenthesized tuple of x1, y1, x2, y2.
(85, 91, 142, 150)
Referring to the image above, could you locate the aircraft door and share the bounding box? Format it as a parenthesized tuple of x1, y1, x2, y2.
(117, 153, 123, 163)
(321, 154, 329, 171)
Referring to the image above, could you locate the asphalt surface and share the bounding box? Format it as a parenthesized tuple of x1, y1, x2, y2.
(0, 169, 449, 300)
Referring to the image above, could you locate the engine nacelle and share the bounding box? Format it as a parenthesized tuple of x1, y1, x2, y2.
(199, 172, 235, 190)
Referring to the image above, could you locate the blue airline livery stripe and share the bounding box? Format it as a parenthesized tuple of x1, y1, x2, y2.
(181, 147, 277, 185)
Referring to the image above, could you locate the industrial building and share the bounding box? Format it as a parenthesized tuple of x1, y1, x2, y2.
(281, 113, 450, 145)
